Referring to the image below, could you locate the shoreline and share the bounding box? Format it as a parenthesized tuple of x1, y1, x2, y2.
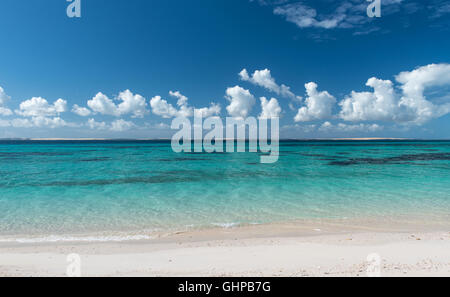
(1, 215, 449, 245)
(1, 220, 449, 277)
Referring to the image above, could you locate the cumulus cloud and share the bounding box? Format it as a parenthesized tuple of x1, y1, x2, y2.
(165, 88, 224, 121)
(319, 121, 333, 131)
(16, 97, 67, 117)
(151, 91, 220, 119)
(194, 103, 221, 118)
(259, 97, 281, 119)
(87, 90, 147, 118)
(167, 91, 195, 117)
(339, 64, 450, 125)
(87, 118, 107, 130)
(32, 116, 69, 128)
(225, 86, 256, 119)
(150, 95, 192, 118)
(291, 63, 450, 126)
(169, 91, 189, 107)
(2, 62, 449, 136)
(87, 93, 118, 116)
(116, 90, 148, 118)
(8, 95, 76, 129)
(396, 63, 450, 124)
(0, 118, 32, 128)
(339, 78, 400, 122)
(295, 82, 336, 122)
(110, 119, 136, 132)
(72, 104, 92, 117)
(11, 118, 35, 128)
(239, 69, 299, 100)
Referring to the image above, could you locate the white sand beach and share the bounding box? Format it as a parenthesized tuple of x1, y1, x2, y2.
(0, 221, 449, 277)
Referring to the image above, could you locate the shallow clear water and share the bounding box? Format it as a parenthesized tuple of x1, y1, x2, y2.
(0, 140, 449, 238)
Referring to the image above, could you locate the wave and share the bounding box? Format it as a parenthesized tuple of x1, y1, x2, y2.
(211, 222, 242, 229)
(0, 234, 154, 244)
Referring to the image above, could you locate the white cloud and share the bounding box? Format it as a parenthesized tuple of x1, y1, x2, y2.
(0, 118, 32, 128)
(319, 121, 333, 131)
(319, 121, 382, 132)
(295, 82, 336, 122)
(72, 104, 92, 117)
(167, 91, 194, 117)
(2, 93, 74, 129)
(31, 116, 68, 128)
(339, 78, 400, 122)
(86, 118, 136, 132)
(87, 92, 118, 116)
(169, 91, 189, 107)
(116, 90, 148, 118)
(239, 69, 299, 99)
(259, 97, 281, 119)
(10, 118, 34, 128)
(54, 99, 67, 113)
(396, 63, 450, 124)
(339, 64, 450, 125)
(194, 103, 221, 118)
(225, 86, 256, 119)
(336, 123, 382, 132)
(0, 107, 13, 116)
(0, 86, 11, 106)
(151, 91, 220, 119)
(2, 62, 449, 136)
(16, 97, 67, 117)
(281, 123, 317, 133)
(289, 63, 450, 126)
(110, 119, 135, 132)
(274, 3, 347, 29)
(144, 122, 171, 130)
(177, 105, 194, 118)
(269, 0, 404, 34)
(87, 118, 107, 130)
(171, 91, 221, 118)
(0, 117, 69, 129)
(150, 95, 192, 118)
(87, 90, 147, 118)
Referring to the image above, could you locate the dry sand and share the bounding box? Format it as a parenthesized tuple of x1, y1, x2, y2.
(0, 221, 449, 277)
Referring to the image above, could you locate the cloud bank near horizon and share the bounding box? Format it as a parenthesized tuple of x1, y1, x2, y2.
(0, 63, 449, 137)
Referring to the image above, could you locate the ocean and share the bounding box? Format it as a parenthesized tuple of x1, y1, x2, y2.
(0, 140, 449, 241)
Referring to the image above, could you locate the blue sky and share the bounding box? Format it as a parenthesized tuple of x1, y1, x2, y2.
(0, 0, 449, 139)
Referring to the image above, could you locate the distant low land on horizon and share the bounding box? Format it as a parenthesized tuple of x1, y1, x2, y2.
(1, 138, 448, 141)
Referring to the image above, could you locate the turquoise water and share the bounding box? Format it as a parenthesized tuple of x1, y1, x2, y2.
(0, 140, 449, 239)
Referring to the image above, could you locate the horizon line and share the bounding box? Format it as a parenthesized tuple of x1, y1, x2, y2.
(1, 138, 449, 141)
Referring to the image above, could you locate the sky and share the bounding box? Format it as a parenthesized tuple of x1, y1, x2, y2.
(0, 0, 449, 139)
